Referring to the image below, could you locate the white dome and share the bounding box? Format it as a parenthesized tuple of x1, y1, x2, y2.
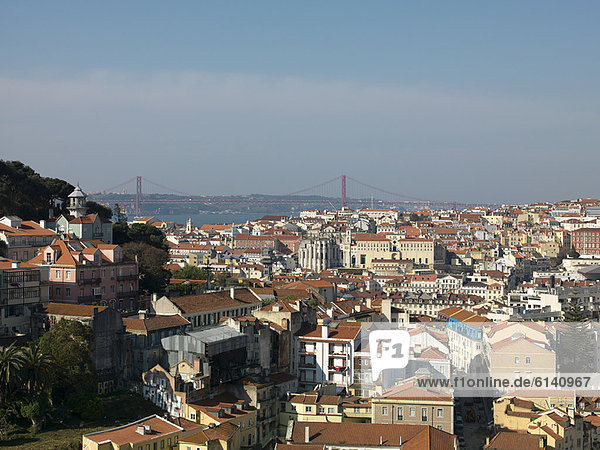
(68, 185, 87, 198)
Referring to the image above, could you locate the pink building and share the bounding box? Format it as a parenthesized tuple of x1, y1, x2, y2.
(29, 239, 139, 311)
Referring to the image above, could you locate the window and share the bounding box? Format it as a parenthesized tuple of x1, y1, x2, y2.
(422, 407, 428, 421)
(525, 357, 531, 364)
(409, 407, 416, 417)
(514, 356, 520, 364)
(305, 406, 312, 412)
(66, 288, 71, 297)
(160, 440, 165, 448)
(382, 406, 388, 416)
(55, 270, 60, 278)
(437, 408, 444, 418)
(56, 287, 61, 296)
(397, 407, 404, 420)
(66, 270, 71, 280)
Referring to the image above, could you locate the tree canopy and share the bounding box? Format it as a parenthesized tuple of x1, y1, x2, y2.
(123, 242, 170, 292)
(0, 160, 74, 220)
(39, 319, 96, 396)
(173, 265, 209, 280)
(114, 222, 168, 250)
(85, 201, 113, 220)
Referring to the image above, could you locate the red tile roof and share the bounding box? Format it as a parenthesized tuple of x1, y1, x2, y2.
(291, 422, 456, 449)
(84, 415, 182, 445)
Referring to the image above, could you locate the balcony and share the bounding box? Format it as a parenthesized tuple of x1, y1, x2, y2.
(117, 290, 139, 298)
(78, 294, 102, 302)
(79, 278, 101, 285)
(117, 274, 139, 281)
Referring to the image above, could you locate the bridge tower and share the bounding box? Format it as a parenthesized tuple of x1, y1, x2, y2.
(135, 176, 142, 217)
(341, 174, 347, 210)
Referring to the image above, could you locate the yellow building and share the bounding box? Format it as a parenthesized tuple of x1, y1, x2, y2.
(178, 422, 241, 450)
(279, 391, 343, 435)
(82, 415, 182, 450)
(349, 233, 393, 269)
(493, 396, 542, 430)
(395, 238, 435, 266)
(340, 398, 372, 423)
(183, 394, 257, 448)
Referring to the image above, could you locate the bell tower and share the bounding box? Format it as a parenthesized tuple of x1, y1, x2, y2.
(67, 184, 88, 218)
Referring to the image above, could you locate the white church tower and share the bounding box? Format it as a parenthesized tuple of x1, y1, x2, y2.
(186, 217, 193, 234)
(67, 184, 88, 218)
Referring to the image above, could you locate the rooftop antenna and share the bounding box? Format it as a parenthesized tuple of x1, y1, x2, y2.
(371, 193, 374, 209)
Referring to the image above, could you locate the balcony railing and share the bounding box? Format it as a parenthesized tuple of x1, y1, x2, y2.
(117, 290, 139, 298)
(117, 274, 139, 281)
(78, 294, 102, 302)
(79, 277, 101, 285)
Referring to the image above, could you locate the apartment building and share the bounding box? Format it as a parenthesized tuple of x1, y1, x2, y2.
(0, 216, 57, 262)
(152, 288, 262, 329)
(82, 415, 183, 450)
(28, 239, 139, 310)
(296, 321, 361, 390)
(371, 379, 454, 433)
(142, 361, 209, 418)
(280, 391, 343, 430)
(571, 228, 600, 256)
(184, 393, 258, 448)
(0, 259, 49, 336)
(438, 307, 491, 373)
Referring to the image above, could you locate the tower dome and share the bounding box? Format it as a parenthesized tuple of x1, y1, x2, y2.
(67, 184, 88, 218)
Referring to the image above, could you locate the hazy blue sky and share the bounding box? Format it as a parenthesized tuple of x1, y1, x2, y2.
(1, 1, 599, 203)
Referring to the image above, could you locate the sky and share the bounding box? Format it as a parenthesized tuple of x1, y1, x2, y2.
(1, 1, 599, 203)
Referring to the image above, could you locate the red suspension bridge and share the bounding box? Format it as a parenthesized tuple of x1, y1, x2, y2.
(96, 175, 499, 216)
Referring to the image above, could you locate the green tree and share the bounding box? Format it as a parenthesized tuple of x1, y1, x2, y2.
(85, 201, 113, 220)
(563, 299, 587, 322)
(20, 342, 54, 395)
(0, 160, 74, 220)
(113, 221, 130, 245)
(66, 393, 104, 422)
(567, 246, 580, 259)
(0, 343, 23, 406)
(123, 242, 170, 292)
(19, 393, 50, 431)
(558, 300, 595, 373)
(112, 203, 127, 223)
(39, 320, 96, 400)
(173, 265, 209, 280)
(114, 223, 168, 250)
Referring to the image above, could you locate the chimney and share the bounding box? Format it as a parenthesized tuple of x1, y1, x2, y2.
(151, 293, 158, 303)
(11, 261, 20, 269)
(322, 324, 329, 338)
(230, 287, 236, 299)
(139, 310, 147, 320)
(379, 436, 383, 445)
(366, 297, 372, 309)
(39, 220, 46, 229)
(92, 307, 98, 318)
(382, 298, 392, 323)
(305, 426, 310, 443)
